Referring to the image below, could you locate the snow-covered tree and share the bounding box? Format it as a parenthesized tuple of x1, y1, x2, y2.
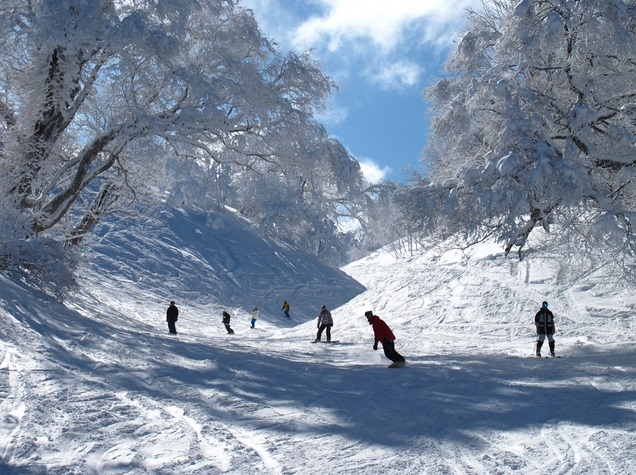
(414, 0, 636, 268)
(164, 122, 368, 265)
(0, 0, 334, 245)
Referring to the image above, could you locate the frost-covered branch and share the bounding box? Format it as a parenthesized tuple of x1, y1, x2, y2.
(0, 0, 336, 247)
(413, 0, 636, 272)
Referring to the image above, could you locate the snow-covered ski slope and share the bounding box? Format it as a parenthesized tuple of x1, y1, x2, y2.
(1, 207, 635, 474)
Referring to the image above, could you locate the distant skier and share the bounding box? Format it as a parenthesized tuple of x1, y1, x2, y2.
(315, 305, 333, 342)
(166, 301, 179, 335)
(251, 306, 259, 329)
(222, 310, 235, 334)
(282, 300, 291, 319)
(365, 311, 405, 365)
(534, 301, 556, 357)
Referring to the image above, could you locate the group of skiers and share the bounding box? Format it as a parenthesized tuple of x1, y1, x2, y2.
(166, 303, 258, 335)
(165, 300, 407, 365)
(166, 299, 557, 364)
(166, 300, 292, 335)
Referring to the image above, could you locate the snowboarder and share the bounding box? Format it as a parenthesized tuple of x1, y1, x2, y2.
(365, 310, 405, 365)
(315, 305, 333, 342)
(166, 301, 179, 335)
(282, 300, 291, 319)
(534, 301, 556, 357)
(222, 310, 235, 334)
(250, 306, 259, 329)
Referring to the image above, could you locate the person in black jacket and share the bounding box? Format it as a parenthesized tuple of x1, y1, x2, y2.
(166, 301, 179, 334)
(222, 310, 235, 334)
(534, 301, 556, 357)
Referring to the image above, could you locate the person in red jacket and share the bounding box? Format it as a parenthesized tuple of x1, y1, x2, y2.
(365, 311, 405, 365)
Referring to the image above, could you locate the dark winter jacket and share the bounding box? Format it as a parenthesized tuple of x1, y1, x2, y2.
(368, 315, 395, 343)
(317, 309, 333, 326)
(535, 308, 555, 335)
(167, 305, 179, 322)
(222, 311, 231, 325)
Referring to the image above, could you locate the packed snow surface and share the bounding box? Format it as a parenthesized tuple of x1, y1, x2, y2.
(1, 208, 635, 474)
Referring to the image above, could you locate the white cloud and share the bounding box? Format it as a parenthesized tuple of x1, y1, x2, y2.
(359, 158, 390, 184)
(243, 0, 479, 92)
(291, 0, 477, 53)
(369, 60, 423, 89)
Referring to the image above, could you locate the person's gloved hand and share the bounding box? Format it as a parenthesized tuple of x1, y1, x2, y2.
(373, 343, 378, 351)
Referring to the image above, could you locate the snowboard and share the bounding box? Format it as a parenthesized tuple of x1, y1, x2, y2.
(311, 340, 340, 343)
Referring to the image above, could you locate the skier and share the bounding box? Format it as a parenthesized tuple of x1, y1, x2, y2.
(315, 305, 333, 342)
(365, 310, 405, 366)
(534, 301, 556, 357)
(250, 306, 259, 329)
(281, 300, 291, 319)
(166, 301, 179, 335)
(222, 310, 235, 334)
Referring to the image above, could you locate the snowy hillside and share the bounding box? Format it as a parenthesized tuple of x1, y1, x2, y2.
(83, 207, 366, 324)
(1, 209, 635, 474)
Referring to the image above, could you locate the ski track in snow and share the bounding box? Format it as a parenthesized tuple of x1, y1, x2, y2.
(1, 208, 636, 474)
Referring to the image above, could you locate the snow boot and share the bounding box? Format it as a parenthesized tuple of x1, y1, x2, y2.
(535, 340, 543, 357)
(549, 341, 556, 357)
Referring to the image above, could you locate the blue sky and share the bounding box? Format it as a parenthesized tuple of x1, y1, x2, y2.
(241, 0, 481, 183)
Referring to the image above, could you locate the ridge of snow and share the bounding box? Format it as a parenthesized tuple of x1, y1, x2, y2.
(84, 206, 366, 323)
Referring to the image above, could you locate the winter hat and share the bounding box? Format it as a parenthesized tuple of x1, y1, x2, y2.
(364, 310, 373, 319)
(542, 301, 548, 308)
